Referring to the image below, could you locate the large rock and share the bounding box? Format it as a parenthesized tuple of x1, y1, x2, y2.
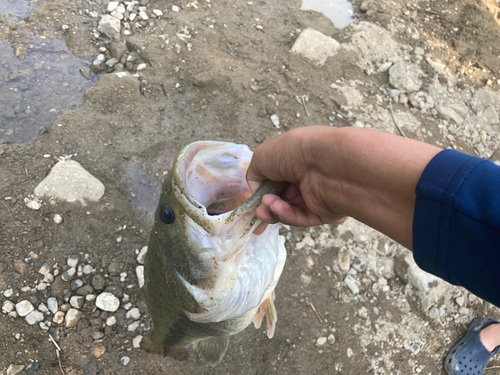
(348, 22, 399, 64)
(482, 105, 499, 125)
(395, 250, 451, 312)
(435, 105, 464, 125)
(98, 15, 121, 39)
(291, 28, 340, 67)
(389, 62, 422, 93)
(34, 160, 105, 205)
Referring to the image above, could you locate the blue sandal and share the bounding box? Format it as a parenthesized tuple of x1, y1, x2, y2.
(445, 318, 500, 375)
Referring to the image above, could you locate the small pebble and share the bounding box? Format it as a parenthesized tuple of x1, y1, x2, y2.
(53, 311, 65, 324)
(133, 335, 143, 348)
(120, 356, 130, 366)
(316, 337, 327, 347)
(53, 214, 63, 224)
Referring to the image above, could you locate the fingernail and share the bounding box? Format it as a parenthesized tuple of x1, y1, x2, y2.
(269, 206, 282, 222)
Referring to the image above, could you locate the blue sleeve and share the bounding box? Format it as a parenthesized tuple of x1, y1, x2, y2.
(413, 149, 500, 308)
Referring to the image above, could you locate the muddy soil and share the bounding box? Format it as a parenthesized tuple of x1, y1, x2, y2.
(1, 0, 500, 374)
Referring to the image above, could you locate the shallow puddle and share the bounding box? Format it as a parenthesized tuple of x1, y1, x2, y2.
(0, 0, 37, 18)
(300, 0, 354, 29)
(0, 37, 99, 144)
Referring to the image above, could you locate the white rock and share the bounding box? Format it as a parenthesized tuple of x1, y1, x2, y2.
(34, 160, 105, 205)
(435, 105, 464, 125)
(129, 13, 137, 21)
(291, 28, 340, 67)
(378, 61, 393, 73)
(52, 214, 63, 224)
(121, 356, 130, 366)
(96, 292, 120, 312)
(15, 300, 34, 317)
(86, 294, 97, 302)
(47, 297, 58, 314)
(128, 321, 140, 331)
(414, 47, 425, 56)
(316, 337, 327, 347)
(347, 347, 354, 358)
(4, 288, 14, 298)
(136, 63, 147, 71)
(270, 114, 280, 128)
(106, 316, 117, 326)
(136, 266, 144, 288)
(38, 303, 49, 313)
(153, 9, 163, 16)
(358, 307, 369, 319)
(482, 105, 499, 125)
(395, 250, 451, 312)
(36, 283, 48, 291)
(53, 311, 65, 324)
(83, 264, 94, 275)
(38, 263, 51, 275)
(172, 5, 180, 12)
(70, 296, 84, 309)
(26, 310, 44, 325)
(96, 54, 106, 63)
(116, 4, 126, 13)
(344, 274, 361, 295)
(133, 335, 143, 348)
(348, 22, 399, 63)
(65, 308, 82, 328)
(40, 322, 49, 330)
(389, 62, 422, 93)
(24, 197, 41, 210)
(98, 15, 122, 39)
(67, 255, 79, 267)
(137, 246, 148, 264)
(6, 364, 25, 375)
(107, 1, 119, 12)
(43, 273, 54, 283)
(126, 307, 141, 320)
(139, 11, 148, 20)
(2, 300, 15, 314)
(328, 333, 335, 344)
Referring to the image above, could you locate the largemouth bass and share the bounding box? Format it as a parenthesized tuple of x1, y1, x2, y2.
(141, 141, 287, 365)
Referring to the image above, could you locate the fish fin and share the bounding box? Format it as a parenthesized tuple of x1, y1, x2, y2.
(168, 348, 189, 361)
(261, 296, 278, 339)
(140, 334, 167, 356)
(252, 303, 266, 329)
(194, 336, 229, 366)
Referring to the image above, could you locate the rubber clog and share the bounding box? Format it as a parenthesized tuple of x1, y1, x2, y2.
(445, 318, 500, 375)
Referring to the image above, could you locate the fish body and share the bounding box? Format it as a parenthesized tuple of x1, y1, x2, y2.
(141, 141, 286, 365)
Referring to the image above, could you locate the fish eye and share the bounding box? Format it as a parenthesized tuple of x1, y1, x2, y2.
(159, 205, 175, 224)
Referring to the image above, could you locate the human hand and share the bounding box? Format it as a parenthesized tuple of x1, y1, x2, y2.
(246, 127, 348, 235)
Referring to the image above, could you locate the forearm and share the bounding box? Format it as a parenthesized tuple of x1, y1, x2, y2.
(302, 126, 442, 249)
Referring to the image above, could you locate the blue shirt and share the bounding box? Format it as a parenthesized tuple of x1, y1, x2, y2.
(413, 149, 500, 308)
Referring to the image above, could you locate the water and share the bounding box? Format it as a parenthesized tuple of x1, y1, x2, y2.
(300, 0, 354, 29)
(0, 0, 36, 18)
(0, 38, 99, 144)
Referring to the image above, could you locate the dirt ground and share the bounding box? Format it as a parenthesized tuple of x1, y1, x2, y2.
(1, 0, 500, 374)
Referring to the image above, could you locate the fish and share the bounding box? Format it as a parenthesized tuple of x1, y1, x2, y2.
(140, 141, 287, 365)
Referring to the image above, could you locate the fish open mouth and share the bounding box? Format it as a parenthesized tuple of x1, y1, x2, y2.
(174, 141, 254, 215)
